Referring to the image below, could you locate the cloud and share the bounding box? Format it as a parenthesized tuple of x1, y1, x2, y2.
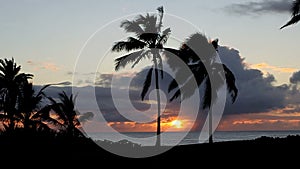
(27, 60, 61, 72)
(43, 46, 290, 118)
(35, 46, 300, 132)
(66, 71, 78, 76)
(290, 70, 300, 84)
(250, 63, 297, 74)
(217, 111, 300, 131)
(218, 46, 289, 115)
(224, 0, 291, 16)
(79, 112, 94, 123)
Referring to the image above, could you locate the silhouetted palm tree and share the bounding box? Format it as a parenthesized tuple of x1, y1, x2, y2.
(46, 91, 84, 137)
(112, 6, 171, 146)
(280, 0, 300, 29)
(0, 58, 33, 131)
(17, 83, 51, 132)
(166, 33, 238, 143)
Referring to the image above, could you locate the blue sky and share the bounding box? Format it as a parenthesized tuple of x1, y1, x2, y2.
(1, 0, 299, 85)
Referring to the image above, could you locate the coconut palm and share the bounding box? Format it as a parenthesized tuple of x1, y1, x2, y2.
(280, 0, 300, 29)
(166, 33, 238, 143)
(112, 6, 171, 146)
(46, 91, 85, 137)
(0, 58, 33, 131)
(17, 83, 52, 132)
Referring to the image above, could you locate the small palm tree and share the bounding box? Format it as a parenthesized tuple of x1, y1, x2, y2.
(280, 0, 300, 29)
(46, 91, 84, 137)
(17, 83, 51, 132)
(112, 6, 171, 146)
(0, 58, 33, 131)
(49, 92, 80, 137)
(166, 33, 238, 143)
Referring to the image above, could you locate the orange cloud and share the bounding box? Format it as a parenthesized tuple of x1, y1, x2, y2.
(250, 62, 297, 73)
(218, 108, 300, 131)
(232, 119, 263, 125)
(95, 115, 193, 132)
(27, 60, 61, 72)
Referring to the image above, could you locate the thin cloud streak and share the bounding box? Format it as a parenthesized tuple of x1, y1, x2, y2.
(250, 62, 297, 73)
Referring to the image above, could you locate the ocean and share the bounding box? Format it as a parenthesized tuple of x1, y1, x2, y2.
(87, 130, 300, 146)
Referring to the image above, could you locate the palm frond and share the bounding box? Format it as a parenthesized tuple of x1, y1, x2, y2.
(112, 37, 147, 52)
(168, 79, 178, 93)
(120, 20, 144, 35)
(183, 33, 216, 63)
(14, 73, 33, 84)
(35, 84, 52, 98)
(223, 64, 238, 103)
(292, 0, 300, 16)
(136, 13, 157, 33)
(158, 28, 171, 45)
(141, 67, 153, 100)
(138, 33, 159, 46)
(114, 50, 144, 71)
(131, 50, 149, 68)
(169, 89, 181, 102)
(280, 14, 300, 29)
(202, 78, 212, 109)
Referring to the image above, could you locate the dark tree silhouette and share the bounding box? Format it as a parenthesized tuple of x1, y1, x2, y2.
(17, 83, 52, 132)
(165, 33, 238, 143)
(0, 58, 33, 131)
(280, 0, 300, 29)
(112, 6, 171, 146)
(46, 91, 86, 137)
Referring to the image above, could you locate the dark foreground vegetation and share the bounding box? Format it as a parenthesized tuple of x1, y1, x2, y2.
(1, 133, 300, 162)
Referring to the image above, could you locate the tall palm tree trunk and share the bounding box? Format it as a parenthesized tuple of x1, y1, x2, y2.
(153, 56, 161, 147)
(209, 110, 213, 143)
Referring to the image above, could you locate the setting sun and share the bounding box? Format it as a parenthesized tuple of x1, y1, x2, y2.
(171, 120, 183, 129)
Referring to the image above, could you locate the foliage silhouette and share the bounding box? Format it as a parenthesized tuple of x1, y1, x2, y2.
(17, 82, 52, 132)
(165, 33, 238, 143)
(280, 0, 300, 29)
(0, 58, 94, 154)
(0, 58, 33, 132)
(112, 6, 172, 146)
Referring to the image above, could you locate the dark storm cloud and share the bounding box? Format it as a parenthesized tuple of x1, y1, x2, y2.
(218, 46, 288, 114)
(290, 70, 300, 84)
(224, 0, 291, 15)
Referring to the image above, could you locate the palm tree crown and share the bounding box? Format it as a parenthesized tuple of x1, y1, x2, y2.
(166, 33, 238, 143)
(0, 58, 33, 130)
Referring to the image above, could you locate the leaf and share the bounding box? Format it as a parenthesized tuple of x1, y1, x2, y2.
(112, 37, 146, 52)
(280, 14, 300, 29)
(158, 28, 171, 45)
(131, 50, 149, 68)
(202, 78, 212, 109)
(292, 0, 300, 16)
(168, 79, 178, 93)
(114, 50, 144, 71)
(120, 20, 144, 35)
(223, 64, 238, 103)
(169, 89, 181, 102)
(141, 67, 153, 100)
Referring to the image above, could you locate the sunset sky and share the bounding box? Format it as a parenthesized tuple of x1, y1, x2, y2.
(1, 0, 300, 132)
